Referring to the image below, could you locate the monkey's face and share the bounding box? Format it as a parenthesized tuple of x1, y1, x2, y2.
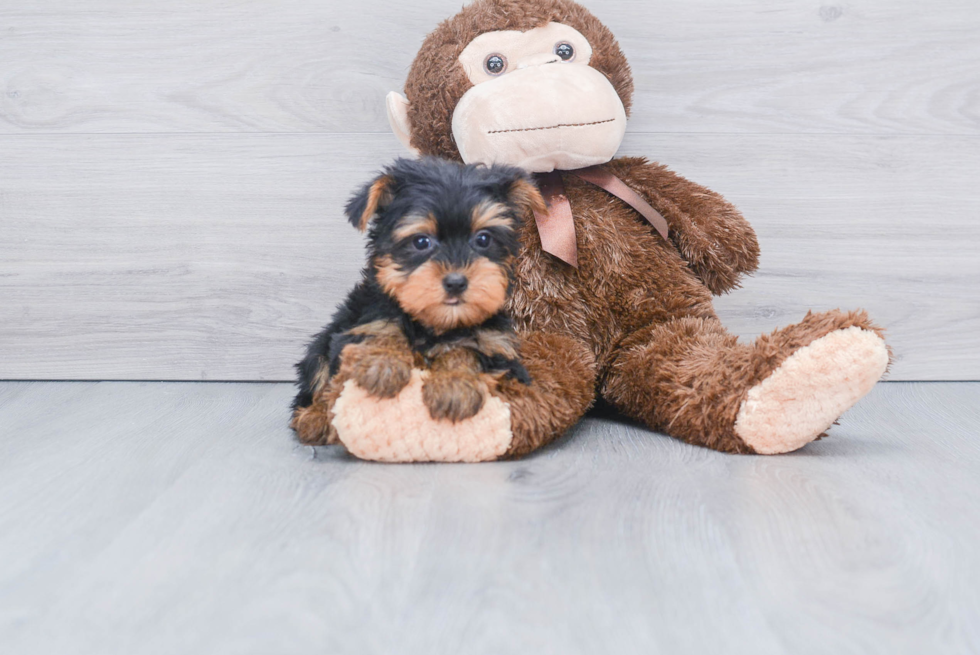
(450, 22, 627, 173)
(390, 2, 635, 173)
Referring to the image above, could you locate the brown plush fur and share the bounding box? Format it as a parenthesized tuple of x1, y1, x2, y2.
(499, 163, 758, 453)
(300, 0, 889, 457)
(614, 160, 760, 296)
(601, 309, 887, 453)
(404, 0, 634, 161)
(493, 331, 597, 456)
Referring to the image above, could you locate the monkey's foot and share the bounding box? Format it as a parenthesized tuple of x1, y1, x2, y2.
(734, 326, 889, 454)
(331, 370, 512, 462)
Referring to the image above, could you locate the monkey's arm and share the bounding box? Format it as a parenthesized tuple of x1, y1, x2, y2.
(608, 157, 760, 296)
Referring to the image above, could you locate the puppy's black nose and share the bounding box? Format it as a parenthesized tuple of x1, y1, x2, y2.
(442, 273, 468, 295)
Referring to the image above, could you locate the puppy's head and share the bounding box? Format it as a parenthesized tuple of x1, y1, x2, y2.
(346, 157, 545, 333)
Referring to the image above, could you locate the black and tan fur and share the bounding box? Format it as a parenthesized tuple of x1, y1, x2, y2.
(292, 158, 541, 432)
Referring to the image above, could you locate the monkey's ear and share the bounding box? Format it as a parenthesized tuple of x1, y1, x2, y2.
(505, 176, 547, 219)
(345, 174, 394, 232)
(386, 92, 420, 155)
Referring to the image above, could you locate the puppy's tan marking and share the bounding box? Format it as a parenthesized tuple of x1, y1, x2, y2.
(347, 319, 402, 339)
(393, 213, 439, 242)
(388, 259, 448, 325)
(472, 201, 515, 232)
(291, 403, 337, 444)
(311, 357, 333, 394)
(506, 178, 547, 217)
(425, 338, 479, 360)
(475, 328, 520, 360)
(355, 176, 394, 232)
(423, 348, 488, 422)
(384, 258, 509, 334)
(351, 356, 412, 398)
(375, 255, 408, 292)
(457, 257, 510, 325)
(429, 347, 482, 373)
(422, 373, 487, 422)
(422, 331, 517, 367)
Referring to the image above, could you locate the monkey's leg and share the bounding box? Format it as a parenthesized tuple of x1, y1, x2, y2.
(495, 331, 598, 458)
(600, 310, 890, 454)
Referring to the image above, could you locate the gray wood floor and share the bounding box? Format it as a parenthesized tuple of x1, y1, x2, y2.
(1, 381, 978, 654)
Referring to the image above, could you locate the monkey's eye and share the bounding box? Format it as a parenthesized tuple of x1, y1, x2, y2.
(412, 235, 433, 251)
(473, 231, 492, 249)
(555, 42, 574, 61)
(484, 54, 506, 75)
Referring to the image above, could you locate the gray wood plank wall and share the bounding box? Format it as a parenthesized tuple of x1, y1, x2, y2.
(1, 0, 978, 381)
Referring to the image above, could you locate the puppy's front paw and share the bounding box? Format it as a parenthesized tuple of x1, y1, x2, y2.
(291, 404, 336, 445)
(422, 373, 487, 423)
(350, 355, 412, 399)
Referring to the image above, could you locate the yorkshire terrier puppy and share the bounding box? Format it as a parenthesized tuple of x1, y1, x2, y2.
(292, 157, 546, 428)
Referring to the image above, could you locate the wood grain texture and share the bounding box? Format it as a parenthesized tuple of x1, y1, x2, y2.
(2, 133, 977, 381)
(1, 381, 978, 653)
(1, 0, 978, 136)
(2, 1, 978, 381)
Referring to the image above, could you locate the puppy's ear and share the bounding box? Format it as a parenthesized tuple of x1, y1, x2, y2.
(504, 175, 547, 220)
(345, 174, 394, 232)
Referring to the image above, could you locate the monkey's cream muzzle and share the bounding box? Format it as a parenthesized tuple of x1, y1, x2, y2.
(451, 63, 626, 173)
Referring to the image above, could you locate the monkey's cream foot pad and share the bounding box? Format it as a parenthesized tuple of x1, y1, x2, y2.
(331, 369, 513, 462)
(735, 327, 890, 455)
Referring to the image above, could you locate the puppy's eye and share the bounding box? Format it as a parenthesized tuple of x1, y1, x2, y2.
(484, 54, 506, 75)
(412, 235, 432, 251)
(555, 43, 574, 61)
(473, 231, 492, 249)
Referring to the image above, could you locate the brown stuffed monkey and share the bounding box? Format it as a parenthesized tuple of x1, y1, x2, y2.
(292, 0, 890, 462)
